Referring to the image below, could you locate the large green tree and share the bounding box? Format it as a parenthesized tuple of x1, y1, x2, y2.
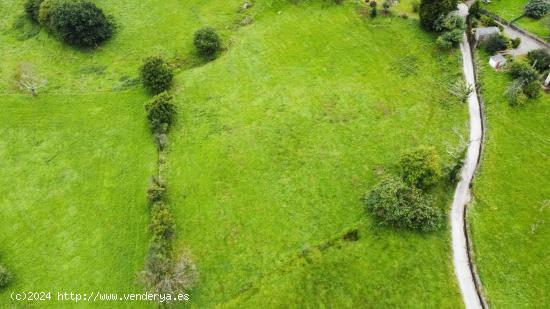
(419, 0, 458, 31)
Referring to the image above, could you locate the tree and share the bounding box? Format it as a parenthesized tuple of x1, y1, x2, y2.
(364, 177, 442, 231)
(524, 0, 550, 19)
(24, 0, 42, 22)
(419, 0, 458, 31)
(469, 0, 481, 18)
(483, 34, 508, 55)
(397, 146, 442, 188)
(145, 92, 177, 134)
(527, 49, 550, 73)
(49, 1, 113, 48)
(194, 27, 221, 58)
(140, 56, 174, 95)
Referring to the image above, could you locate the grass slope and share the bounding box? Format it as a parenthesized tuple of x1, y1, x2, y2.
(482, 0, 550, 40)
(470, 54, 550, 307)
(167, 3, 466, 307)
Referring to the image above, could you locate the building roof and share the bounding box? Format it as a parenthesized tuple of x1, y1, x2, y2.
(489, 54, 506, 62)
(475, 27, 500, 37)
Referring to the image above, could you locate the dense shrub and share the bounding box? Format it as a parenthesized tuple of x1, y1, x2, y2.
(0, 265, 13, 289)
(435, 13, 466, 32)
(194, 27, 221, 57)
(147, 177, 166, 205)
(480, 15, 498, 28)
(469, 0, 481, 17)
(150, 204, 176, 241)
(364, 177, 442, 231)
(483, 34, 508, 55)
(437, 29, 464, 49)
(511, 37, 522, 49)
(24, 0, 42, 22)
(397, 146, 441, 188)
(524, 0, 550, 19)
(419, 0, 458, 31)
(38, 0, 62, 26)
(527, 49, 550, 73)
(49, 1, 113, 47)
(509, 61, 540, 82)
(145, 92, 177, 134)
(140, 57, 173, 94)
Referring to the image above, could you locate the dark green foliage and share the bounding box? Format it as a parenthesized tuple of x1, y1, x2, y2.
(397, 146, 441, 188)
(444, 150, 466, 184)
(480, 15, 498, 27)
(437, 29, 464, 49)
(194, 27, 221, 57)
(524, 0, 550, 19)
(435, 13, 466, 32)
(145, 92, 177, 134)
(527, 49, 550, 73)
(509, 61, 540, 82)
(140, 57, 174, 94)
(24, 0, 43, 22)
(149, 203, 176, 241)
(0, 265, 12, 289)
(469, 0, 481, 17)
(483, 34, 508, 55)
(371, 7, 378, 17)
(511, 37, 522, 49)
(419, 0, 458, 31)
(49, 1, 113, 48)
(364, 177, 442, 232)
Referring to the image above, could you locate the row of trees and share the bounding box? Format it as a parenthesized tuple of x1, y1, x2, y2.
(25, 0, 113, 48)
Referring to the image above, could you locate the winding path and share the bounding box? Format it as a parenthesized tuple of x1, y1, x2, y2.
(451, 4, 485, 309)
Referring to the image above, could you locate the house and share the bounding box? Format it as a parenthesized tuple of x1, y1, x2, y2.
(489, 54, 507, 69)
(475, 27, 500, 42)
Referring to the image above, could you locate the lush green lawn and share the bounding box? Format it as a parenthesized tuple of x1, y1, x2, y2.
(1, 0, 469, 307)
(167, 3, 466, 307)
(482, 0, 550, 40)
(0, 93, 156, 308)
(470, 53, 550, 307)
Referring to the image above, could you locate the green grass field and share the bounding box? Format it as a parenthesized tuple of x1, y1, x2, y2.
(482, 0, 550, 40)
(1, 0, 469, 307)
(470, 53, 550, 307)
(167, 3, 466, 307)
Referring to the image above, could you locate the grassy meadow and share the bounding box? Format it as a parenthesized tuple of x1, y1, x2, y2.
(1, 0, 469, 307)
(482, 0, 550, 40)
(470, 53, 550, 307)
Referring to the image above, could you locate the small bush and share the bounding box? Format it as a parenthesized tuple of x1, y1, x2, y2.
(483, 34, 508, 55)
(527, 49, 550, 73)
(38, 0, 63, 26)
(194, 27, 221, 58)
(145, 92, 177, 134)
(524, 0, 550, 19)
(149, 204, 176, 241)
(0, 265, 13, 289)
(511, 37, 521, 49)
(49, 1, 113, 47)
(397, 146, 441, 188)
(480, 15, 497, 27)
(364, 177, 442, 231)
(140, 56, 174, 94)
(24, 0, 42, 22)
(371, 7, 378, 17)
